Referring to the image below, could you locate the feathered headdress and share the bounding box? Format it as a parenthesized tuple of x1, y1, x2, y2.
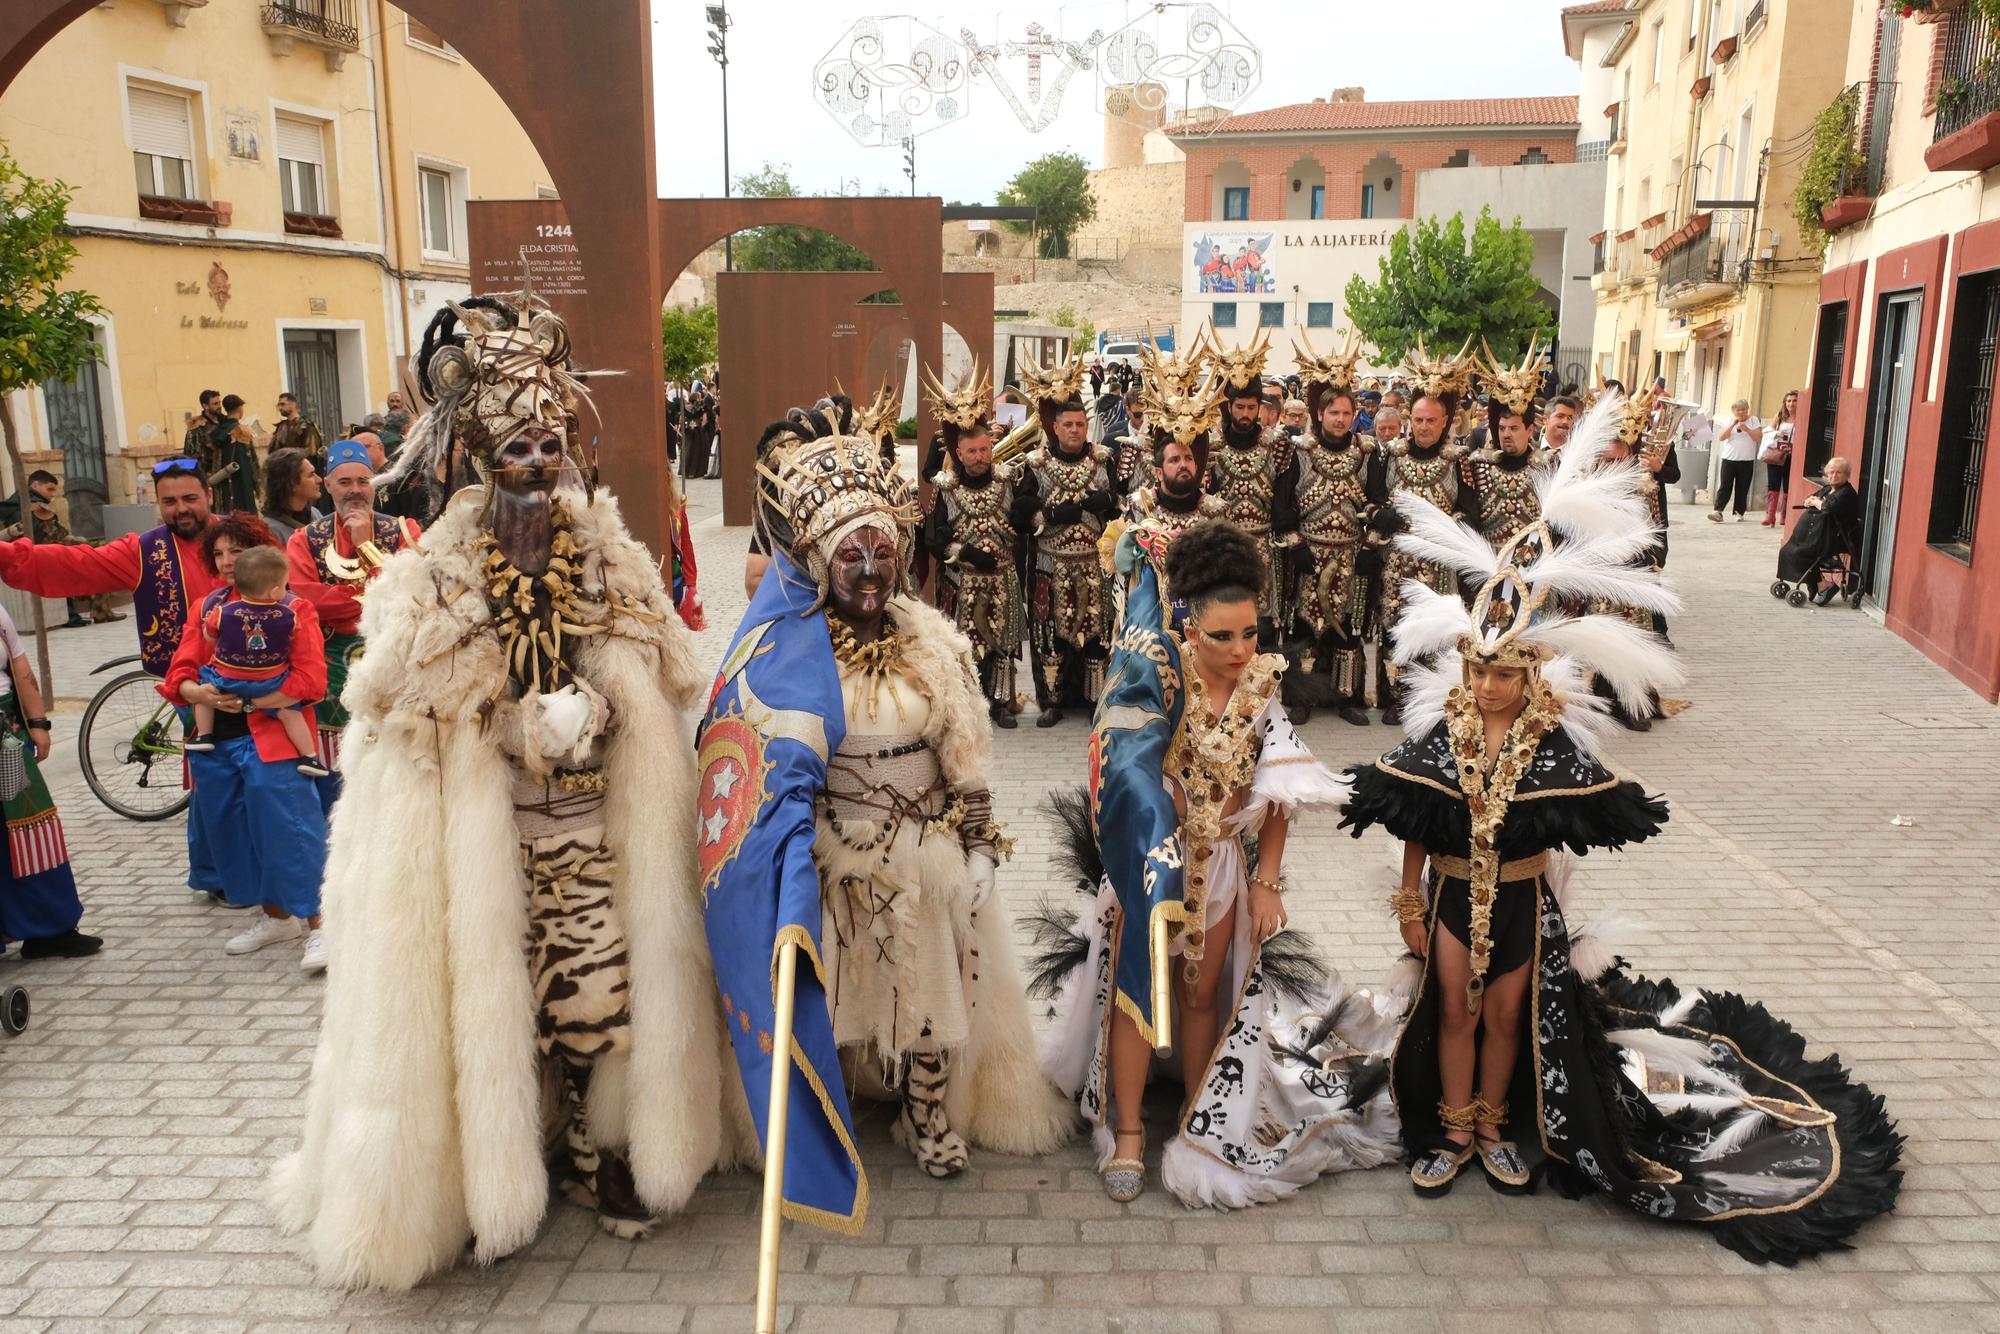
(1386, 393, 1684, 753)
(1294, 326, 1365, 423)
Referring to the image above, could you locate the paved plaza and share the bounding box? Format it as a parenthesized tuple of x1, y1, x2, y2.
(1, 489, 1997, 1334)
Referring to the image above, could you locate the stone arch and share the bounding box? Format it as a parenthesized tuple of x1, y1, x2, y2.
(1282, 153, 1327, 221)
(0, 0, 672, 549)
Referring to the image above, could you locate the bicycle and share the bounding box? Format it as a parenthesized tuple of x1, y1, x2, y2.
(77, 654, 189, 822)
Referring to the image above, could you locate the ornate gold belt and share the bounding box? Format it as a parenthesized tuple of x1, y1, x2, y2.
(1433, 851, 1548, 882)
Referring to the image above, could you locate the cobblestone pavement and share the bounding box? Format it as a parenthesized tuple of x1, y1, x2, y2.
(1, 489, 1997, 1334)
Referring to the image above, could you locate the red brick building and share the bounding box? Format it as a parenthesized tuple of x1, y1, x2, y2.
(1169, 93, 1582, 223)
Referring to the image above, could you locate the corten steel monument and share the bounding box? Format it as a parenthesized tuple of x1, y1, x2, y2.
(0, 0, 675, 553)
(710, 268, 996, 522)
(659, 196, 969, 525)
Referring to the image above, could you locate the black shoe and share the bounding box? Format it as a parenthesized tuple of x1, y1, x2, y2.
(1286, 706, 1311, 725)
(1338, 705, 1371, 727)
(1623, 712, 1652, 732)
(1812, 584, 1838, 607)
(1378, 706, 1402, 727)
(1036, 708, 1065, 729)
(21, 930, 103, 959)
(61, 616, 88, 629)
(991, 708, 1017, 730)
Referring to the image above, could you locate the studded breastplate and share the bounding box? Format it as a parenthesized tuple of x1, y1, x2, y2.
(945, 473, 1017, 559)
(1296, 437, 1371, 547)
(1031, 448, 1108, 558)
(1465, 455, 1541, 544)
(1210, 441, 1275, 535)
(1386, 444, 1462, 511)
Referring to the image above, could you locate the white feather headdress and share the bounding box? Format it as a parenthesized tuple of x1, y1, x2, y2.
(1390, 391, 1684, 754)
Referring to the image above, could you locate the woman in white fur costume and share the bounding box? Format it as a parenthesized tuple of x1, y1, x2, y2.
(699, 403, 1068, 1228)
(269, 294, 741, 1289)
(1035, 519, 1403, 1210)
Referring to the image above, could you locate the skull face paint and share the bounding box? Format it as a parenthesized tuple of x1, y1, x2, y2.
(828, 524, 900, 630)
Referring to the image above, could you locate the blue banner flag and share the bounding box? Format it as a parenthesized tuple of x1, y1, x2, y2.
(696, 551, 867, 1233)
(1087, 527, 1188, 1046)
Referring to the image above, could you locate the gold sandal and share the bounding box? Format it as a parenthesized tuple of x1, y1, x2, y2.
(1100, 1125, 1146, 1204)
(1413, 1100, 1479, 1197)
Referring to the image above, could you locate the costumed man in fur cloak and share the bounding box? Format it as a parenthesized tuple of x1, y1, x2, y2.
(921, 363, 1031, 729)
(1462, 339, 1551, 547)
(1340, 395, 1901, 1259)
(698, 406, 1068, 1233)
(270, 293, 738, 1289)
(1015, 350, 1118, 728)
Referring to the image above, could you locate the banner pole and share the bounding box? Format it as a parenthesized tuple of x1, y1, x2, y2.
(754, 938, 801, 1334)
(1152, 913, 1173, 1051)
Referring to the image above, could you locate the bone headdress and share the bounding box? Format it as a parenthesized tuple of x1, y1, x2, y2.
(1479, 335, 1546, 418)
(1208, 327, 1273, 396)
(922, 360, 992, 432)
(1016, 346, 1088, 409)
(1401, 334, 1478, 404)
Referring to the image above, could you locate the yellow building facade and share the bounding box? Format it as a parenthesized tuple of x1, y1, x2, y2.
(0, 0, 549, 532)
(1584, 0, 1852, 480)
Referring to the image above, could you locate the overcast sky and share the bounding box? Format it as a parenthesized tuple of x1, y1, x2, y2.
(648, 1, 1583, 203)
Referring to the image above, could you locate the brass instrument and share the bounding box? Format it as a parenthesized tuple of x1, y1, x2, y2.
(990, 412, 1042, 464)
(1640, 397, 1697, 473)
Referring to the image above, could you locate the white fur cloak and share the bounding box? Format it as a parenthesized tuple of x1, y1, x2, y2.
(269, 487, 747, 1289)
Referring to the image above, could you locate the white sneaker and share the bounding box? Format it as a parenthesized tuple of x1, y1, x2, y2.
(300, 929, 327, 974)
(225, 915, 302, 956)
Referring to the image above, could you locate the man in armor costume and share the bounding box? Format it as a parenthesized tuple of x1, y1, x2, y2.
(1460, 340, 1550, 548)
(1592, 385, 1681, 730)
(1016, 352, 1117, 727)
(1279, 329, 1383, 727)
(922, 365, 1030, 728)
(1204, 330, 1298, 625)
(1371, 339, 1480, 725)
(271, 294, 735, 1288)
(1109, 390, 1151, 498)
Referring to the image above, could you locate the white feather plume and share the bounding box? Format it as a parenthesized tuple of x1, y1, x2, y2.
(1394, 655, 1460, 738)
(1389, 583, 1479, 665)
(1541, 656, 1620, 755)
(1657, 989, 1705, 1031)
(1692, 1108, 1774, 1163)
(1391, 494, 1500, 580)
(1604, 1028, 1749, 1099)
(1536, 616, 1686, 716)
(1565, 908, 1636, 983)
(1692, 1168, 1810, 1202)
(1520, 546, 1682, 617)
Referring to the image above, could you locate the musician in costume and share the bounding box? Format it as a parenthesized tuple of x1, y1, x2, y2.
(0, 460, 228, 896)
(1203, 331, 1298, 624)
(922, 366, 1029, 728)
(1036, 519, 1398, 1210)
(1370, 340, 1480, 725)
(271, 293, 735, 1288)
(1017, 353, 1117, 728)
(1592, 387, 1683, 729)
(1278, 329, 1383, 727)
(1340, 404, 1900, 1259)
(282, 437, 423, 804)
(1462, 340, 1549, 547)
(1109, 390, 1150, 497)
(699, 409, 1066, 1236)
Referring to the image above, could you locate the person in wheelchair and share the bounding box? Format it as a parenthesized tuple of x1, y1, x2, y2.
(1800, 456, 1860, 605)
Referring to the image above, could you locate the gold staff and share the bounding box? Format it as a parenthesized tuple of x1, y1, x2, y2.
(754, 937, 803, 1334)
(1152, 914, 1173, 1050)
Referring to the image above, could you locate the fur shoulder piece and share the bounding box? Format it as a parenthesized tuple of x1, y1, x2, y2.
(889, 596, 992, 789)
(994, 459, 1019, 485)
(1090, 443, 1113, 465)
(569, 491, 708, 710)
(931, 470, 961, 493)
(1024, 447, 1049, 468)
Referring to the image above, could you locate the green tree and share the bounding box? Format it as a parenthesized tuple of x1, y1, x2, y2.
(1342, 207, 1550, 365)
(0, 144, 105, 695)
(661, 303, 717, 383)
(998, 152, 1098, 259)
(731, 162, 878, 272)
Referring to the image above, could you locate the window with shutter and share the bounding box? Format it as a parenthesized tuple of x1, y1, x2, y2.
(276, 116, 327, 216)
(128, 84, 197, 201)
(419, 166, 454, 255)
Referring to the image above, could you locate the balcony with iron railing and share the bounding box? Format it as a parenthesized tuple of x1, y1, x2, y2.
(1605, 102, 1628, 157)
(1928, 12, 2000, 173)
(1655, 213, 1744, 309)
(260, 0, 359, 70)
(1816, 80, 1896, 234)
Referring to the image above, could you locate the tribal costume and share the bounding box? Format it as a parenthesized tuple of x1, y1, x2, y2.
(1280, 329, 1383, 721)
(1340, 403, 1901, 1260)
(700, 412, 1066, 1233)
(1460, 340, 1554, 547)
(1035, 520, 1400, 1209)
(273, 294, 734, 1288)
(920, 364, 1027, 717)
(1017, 352, 1117, 716)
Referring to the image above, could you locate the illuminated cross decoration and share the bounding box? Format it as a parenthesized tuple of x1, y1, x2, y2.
(961, 21, 1102, 132)
(1005, 22, 1060, 104)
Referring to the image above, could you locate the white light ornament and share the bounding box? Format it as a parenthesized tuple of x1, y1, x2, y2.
(814, 16, 969, 147)
(1097, 3, 1261, 135)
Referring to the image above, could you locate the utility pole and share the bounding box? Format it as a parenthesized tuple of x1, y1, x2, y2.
(707, 4, 733, 270)
(902, 135, 916, 196)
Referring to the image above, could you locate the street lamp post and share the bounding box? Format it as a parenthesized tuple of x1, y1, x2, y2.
(707, 3, 732, 271)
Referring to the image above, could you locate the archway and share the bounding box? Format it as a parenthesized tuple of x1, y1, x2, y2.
(1358, 151, 1404, 220)
(0, 0, 671, 550)
(1211, 158, 1251, 222)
